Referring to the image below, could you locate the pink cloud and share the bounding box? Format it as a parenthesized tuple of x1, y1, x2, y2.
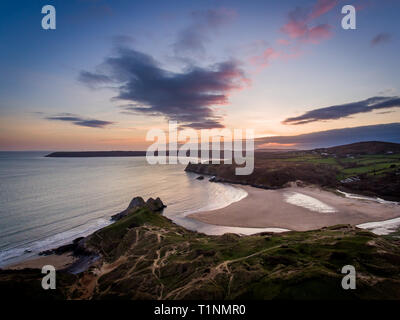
(281, 0, 336, 43)
(249, 45, 303, 71)
(281, 21, 332, 44)
(310, 0, 338, 19)
(250, 47, 280, 68)
(303, 24, 332, 43)
(281, 20, 308, 39)
(250, 0, 336, 70)
(277, 38, 290, 46)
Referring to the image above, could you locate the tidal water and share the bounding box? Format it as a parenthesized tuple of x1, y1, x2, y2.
(0, 152, 267, 267)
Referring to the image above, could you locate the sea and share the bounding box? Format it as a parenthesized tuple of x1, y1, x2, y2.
(0, 151, 286, 267)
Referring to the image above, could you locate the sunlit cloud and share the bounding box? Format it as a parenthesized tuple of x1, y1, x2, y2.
(283, 96, 400, 125)
(79, 46, 249, 129)
(256, 123, 400, 149)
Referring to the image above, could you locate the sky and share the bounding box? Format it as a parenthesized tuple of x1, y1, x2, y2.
(0, 0, 399, 150)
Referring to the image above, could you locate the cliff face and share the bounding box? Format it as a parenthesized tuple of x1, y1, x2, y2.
(2, 203, 400, 300)
(184, 161, 339, 189)
(185, 144, 400, 201)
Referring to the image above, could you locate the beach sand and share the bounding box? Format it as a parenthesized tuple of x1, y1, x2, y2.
(189, 185, 400, 231)
(4, 252, 76, 270)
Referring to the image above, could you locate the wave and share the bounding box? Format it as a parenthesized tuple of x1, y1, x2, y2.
(0, 218, 111, 267)
(336, 190, 399, 205)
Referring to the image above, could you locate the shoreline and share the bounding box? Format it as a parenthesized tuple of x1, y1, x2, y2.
(4, 183, 400, 271)
(189, 184, 400, 232)
(3, 252, 77, 271)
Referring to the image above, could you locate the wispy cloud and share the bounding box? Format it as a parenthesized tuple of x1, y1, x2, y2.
(46, 113, 114, 128)
(79, 46, 249, 129)
(79, 72, 112, 88)
(371, 33, 392, 46)
(173, 8, 236, 58)
(249, 47, 280, 68)
(280, 0, 336, 44)
(250, 0, 336, 70)
(310, 0, 338, 19)
(256, 123, 400, 149)
(283, 96, 400, 125)
(180, 120, 225, 130)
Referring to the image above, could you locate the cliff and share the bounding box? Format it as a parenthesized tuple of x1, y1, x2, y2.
(185, 141, 400, 200)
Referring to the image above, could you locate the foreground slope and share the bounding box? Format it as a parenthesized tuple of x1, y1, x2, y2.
(2, 206, 400, 300)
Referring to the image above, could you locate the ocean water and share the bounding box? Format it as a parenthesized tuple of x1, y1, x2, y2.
(0, 151, 290, 267)
(0, 152, 254, 267)
(2, 153, 397, 268)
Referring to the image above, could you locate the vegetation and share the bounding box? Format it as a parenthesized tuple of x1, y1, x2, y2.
(186, 141, 400, 201)
(2, 207, 400, 300)
(1, 142, 399, 300)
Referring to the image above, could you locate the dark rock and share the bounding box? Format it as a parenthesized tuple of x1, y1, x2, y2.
(111, 196, 146, 221)
(146, 197, 166, 212)
(111, 196, 166, 221)
(196, 176, 204, 180)
(39, 237, 90, 257)
(127, 196, 146, 210)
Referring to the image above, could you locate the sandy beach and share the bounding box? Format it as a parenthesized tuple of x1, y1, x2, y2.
(4, 252, 76, 270)
(5, 185, 400, 270)
(189, 185, 400, 231)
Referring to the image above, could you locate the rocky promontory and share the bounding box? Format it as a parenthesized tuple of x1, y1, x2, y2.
(111, 196, 166, 221)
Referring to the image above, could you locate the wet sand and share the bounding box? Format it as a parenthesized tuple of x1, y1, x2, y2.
(189, 185, 400, 231)
(4, 253, 76, 270)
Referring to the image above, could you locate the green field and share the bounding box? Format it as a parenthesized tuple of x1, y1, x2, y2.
(281, 153, 400, 180)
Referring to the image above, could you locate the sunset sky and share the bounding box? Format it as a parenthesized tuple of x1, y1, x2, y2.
(1, 0, 399, 150)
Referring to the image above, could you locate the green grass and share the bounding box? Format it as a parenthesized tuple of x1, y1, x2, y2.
(3, 211, 400, 300)
(280, 153, 399, 180)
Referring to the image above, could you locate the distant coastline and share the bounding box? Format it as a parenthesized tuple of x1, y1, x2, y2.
(45, 151, 148, 157)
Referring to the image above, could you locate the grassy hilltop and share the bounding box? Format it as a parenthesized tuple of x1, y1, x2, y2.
(2, 207, 400, 300)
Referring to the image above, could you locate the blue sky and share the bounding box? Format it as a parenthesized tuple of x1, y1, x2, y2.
(0, 0, 399, 150)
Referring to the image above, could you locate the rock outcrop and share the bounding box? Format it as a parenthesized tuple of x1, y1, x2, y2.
(145, 197, 166, 212)
(111, 196, 166, 221)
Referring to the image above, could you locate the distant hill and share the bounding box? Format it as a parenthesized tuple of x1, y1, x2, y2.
(313, 141, 400, 156)
(45, 151, 147, 157)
